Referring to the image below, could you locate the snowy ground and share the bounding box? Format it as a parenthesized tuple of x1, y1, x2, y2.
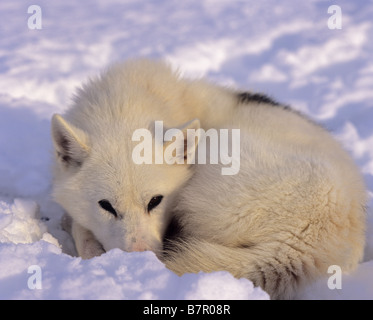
(0, 0, 372, 300)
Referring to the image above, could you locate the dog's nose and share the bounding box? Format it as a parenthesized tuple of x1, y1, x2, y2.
(128, 239, 148, 252)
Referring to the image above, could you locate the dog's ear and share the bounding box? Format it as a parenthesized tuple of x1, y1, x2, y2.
(51, 114, 90, 167)
(163, 118, 200, 165)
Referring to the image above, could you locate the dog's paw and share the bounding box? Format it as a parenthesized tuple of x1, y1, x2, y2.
(80, 238, 106, 259)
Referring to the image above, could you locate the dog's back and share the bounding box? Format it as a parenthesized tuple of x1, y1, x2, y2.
(162, 98, 367, 299)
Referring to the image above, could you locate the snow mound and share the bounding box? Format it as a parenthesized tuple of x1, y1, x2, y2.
(0, 199, 46, 244)
(0, 198, 269, 300)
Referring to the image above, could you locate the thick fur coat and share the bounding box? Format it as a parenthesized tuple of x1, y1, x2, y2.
(51, 59, 366, 299)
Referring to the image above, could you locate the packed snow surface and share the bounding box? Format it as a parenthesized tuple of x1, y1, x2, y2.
(0, 0, 372, 299)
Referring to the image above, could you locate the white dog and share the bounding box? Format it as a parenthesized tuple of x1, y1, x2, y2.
(51, 59, 236, 257)
(51, 59, 366, 299)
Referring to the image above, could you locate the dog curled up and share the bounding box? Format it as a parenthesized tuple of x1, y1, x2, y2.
(51, 59, 367, 299)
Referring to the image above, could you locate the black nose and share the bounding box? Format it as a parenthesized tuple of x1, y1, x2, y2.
(162, 216, 184, 256)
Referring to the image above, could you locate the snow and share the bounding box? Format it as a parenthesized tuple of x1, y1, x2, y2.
(0, 198, 268, 300)
(0, 240, 268, 300)
(0, 0, 372, 300)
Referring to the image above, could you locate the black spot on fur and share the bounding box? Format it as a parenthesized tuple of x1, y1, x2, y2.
(162, 216, 185, 254)
(56, 136, 83, 167)
(237, 243, 254, 249)
(57, 136, 71, 163)
(237, 92, 282, 106)
(237, 91, 322, 129)
(62, 154, 71, 163)
(59, 136, 70, 152)
(57, 151, 82, 167)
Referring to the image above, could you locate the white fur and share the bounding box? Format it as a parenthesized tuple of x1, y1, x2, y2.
(51, 59, 367, 299)
(162, 100, 367, 299)
(51, 59, 237, 258)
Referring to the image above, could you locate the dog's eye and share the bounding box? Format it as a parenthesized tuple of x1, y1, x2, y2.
(98, 200, 117, 217)
(147, 195, 163, 213)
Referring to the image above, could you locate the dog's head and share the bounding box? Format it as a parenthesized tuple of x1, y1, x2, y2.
(51, 113, 199, 255)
